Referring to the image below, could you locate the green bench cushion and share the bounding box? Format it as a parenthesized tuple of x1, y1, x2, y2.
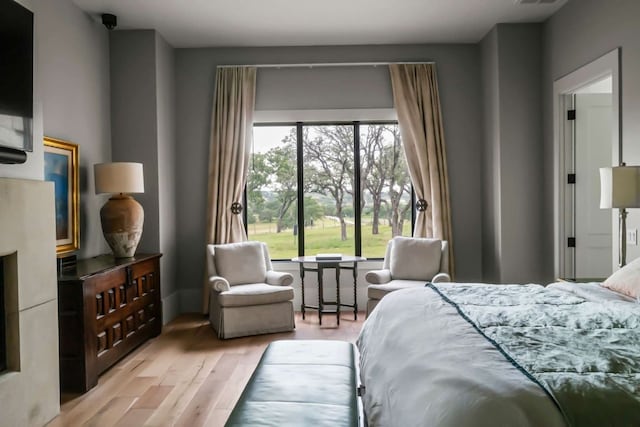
(226, 340, 358, 427)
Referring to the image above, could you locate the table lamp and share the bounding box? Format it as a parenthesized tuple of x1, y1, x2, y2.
(94, 162, 145, 258)
(600, 165, 640, 267)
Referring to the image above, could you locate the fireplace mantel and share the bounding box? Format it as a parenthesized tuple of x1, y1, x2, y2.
(0, 178, 59, 426)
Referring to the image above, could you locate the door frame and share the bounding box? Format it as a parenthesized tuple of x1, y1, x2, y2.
(553, 48, 620, 279)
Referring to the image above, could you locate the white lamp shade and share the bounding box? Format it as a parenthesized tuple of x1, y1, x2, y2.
(600, 166, 640, 209)
(94, 162, 145, 194)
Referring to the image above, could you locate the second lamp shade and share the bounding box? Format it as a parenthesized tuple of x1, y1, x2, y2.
(600, 166, 640, 209)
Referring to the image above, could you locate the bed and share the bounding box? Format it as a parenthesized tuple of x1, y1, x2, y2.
(356, 280, 640, 427)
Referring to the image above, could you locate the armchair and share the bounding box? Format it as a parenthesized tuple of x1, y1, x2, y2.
(207, 241, 295, 339)
(366, 237, 450, 316)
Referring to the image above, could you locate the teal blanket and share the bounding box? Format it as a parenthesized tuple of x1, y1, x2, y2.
(428, 283, 640, 427)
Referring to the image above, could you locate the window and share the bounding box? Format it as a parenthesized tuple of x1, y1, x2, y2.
(359, 124, 412, 258)
(247, 122, 413, 259)
(246, 125, 298, 260)
(303, 124, 356, 256)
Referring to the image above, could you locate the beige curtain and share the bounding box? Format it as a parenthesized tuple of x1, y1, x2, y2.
(203, 66, 257, 313)
(389, 64, 454, 276)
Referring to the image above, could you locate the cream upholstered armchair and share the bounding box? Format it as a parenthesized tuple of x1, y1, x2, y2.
(207, 241, 295, 339)
(366, 236, 450, 316)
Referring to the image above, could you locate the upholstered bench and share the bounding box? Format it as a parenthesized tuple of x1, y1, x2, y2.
(225, 340, 360, 427)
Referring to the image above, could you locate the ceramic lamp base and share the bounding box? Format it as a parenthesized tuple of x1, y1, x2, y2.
(100, 195, 144, 258)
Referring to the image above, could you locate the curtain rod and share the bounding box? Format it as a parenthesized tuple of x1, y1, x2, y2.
(216, 61, 435, 69)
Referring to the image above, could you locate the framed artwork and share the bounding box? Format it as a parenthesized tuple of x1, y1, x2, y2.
(44, 137, 79, 254)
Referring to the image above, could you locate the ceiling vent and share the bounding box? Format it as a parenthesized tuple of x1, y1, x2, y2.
(515, 0, 558, 4)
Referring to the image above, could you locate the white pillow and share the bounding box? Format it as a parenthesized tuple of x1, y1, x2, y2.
(214, 241, 267, 286)
(602, 256, 640, 299)
(389, 237, 442, 281)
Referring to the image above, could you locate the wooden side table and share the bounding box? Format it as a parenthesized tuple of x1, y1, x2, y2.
(291, 256, 365, 325)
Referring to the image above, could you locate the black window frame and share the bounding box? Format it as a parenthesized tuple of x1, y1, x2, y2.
(246, 120, 415, 260)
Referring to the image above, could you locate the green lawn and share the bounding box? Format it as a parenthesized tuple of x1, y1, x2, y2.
(247, 217, 410, 260)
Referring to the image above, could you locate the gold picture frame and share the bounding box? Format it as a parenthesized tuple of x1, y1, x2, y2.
(44, 137, 79, 254)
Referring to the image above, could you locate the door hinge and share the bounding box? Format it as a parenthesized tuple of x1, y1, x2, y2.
(567, 109, 576, 121)
(567, 173, 576, 184)
(567, 237, 576, 248)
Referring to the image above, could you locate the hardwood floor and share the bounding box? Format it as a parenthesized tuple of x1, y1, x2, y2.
(46, 311, 365, 427)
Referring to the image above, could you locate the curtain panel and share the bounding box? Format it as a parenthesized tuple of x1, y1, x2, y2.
(203, 67, 257, 313)
(389, 64, 454, 276)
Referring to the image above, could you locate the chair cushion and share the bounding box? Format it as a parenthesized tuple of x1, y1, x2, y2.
(218, 283, 294, 307)
(367, 280, 427, 300)
(390, 237, 442, 281)
(214, 241, 267, 286)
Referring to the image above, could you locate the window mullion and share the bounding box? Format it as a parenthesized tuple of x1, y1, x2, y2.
(354, 122, 362, 257)
(296, 122, 305, 256)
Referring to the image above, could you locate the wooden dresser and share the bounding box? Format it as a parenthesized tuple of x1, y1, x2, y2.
(57, 253, 162, 392)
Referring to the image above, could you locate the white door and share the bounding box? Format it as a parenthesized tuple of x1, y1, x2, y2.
(554, 49, 619, 280)
(574, 93, 613, 278)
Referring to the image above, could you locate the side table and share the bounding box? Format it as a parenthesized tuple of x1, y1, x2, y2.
(291, 256, 365, 325)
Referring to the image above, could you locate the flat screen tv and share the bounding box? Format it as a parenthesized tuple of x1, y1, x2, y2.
(0, 0, 34, 160)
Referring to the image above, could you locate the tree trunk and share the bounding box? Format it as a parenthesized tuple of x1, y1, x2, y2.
(275, 198, 294, 234)
(336, 205, 347, 241)
(389, 190, 402, 237)
(372, 196, 382, 235)
(398, 194, 412, 237)
(391, 207, 401, 237)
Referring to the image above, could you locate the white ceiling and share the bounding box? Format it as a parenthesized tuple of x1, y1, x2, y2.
(72, 0, 567, 48)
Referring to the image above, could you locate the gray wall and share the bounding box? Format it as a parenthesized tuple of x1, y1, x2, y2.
(0, 0, 112, 258)
(497, 24, 543, 283)
(110, 30, 160, 253)
(543, 0, 640, 276)
(176, 44, 484, 311)
(110, 30, 179, 322)
(155, 34, 179, 321)
(481, 28, 501, 282)
(256, 66, 393, 110)
(480, 24, 543, 284)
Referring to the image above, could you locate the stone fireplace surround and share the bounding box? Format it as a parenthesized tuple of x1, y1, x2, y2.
(0, 261, 6, 373)
(0, 178, 59, 426)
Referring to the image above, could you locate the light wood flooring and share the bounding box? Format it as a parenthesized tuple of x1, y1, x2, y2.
(46, 311, 365, 427)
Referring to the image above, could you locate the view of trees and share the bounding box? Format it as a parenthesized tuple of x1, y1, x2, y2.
(247, 123, 412, 259)
(247, 138, 298, 232)
(360, 124, 412, 238)
(304, 125, 354, 242)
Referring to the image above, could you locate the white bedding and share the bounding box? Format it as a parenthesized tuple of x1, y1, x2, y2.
(356, 283, 638, 427)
